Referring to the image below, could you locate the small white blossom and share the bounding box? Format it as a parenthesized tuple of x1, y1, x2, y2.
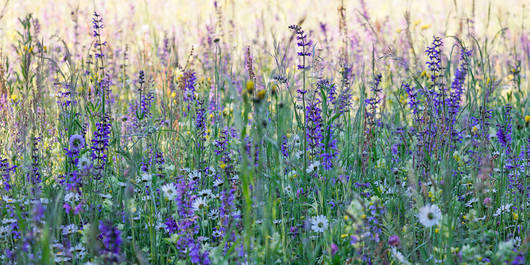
(161, 183, 177, 200)
(418, 204, 442, 228)
(310, 215, 329, 233)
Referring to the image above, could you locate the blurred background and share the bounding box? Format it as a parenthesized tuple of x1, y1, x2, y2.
(0, 0, 527, 52)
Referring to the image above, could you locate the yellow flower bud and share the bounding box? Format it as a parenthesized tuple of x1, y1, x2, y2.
(421, 24, 431, 30)
(256, 89, 266, 101)
(246, 80, 255, 92)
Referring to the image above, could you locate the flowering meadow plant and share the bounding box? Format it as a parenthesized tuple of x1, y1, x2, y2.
(0, 0, 528, 264)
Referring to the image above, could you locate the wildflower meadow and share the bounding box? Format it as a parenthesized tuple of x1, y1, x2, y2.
(0, 0, 528, 264)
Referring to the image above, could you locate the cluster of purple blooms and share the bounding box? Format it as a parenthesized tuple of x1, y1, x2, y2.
(98, 221, 123, 263)
(289, 24, 312, 70)
(91, 116, 111, 179)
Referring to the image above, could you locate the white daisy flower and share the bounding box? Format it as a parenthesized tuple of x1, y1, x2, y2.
(192, 197, 208, 212)
(310, 215, 329, 233)
(283, 185, 293, 194)
(70, 243, 86, 253)
(206, 167, 216, 176)
(493, 203, 512, 217)
(54, 256, 72, 262)
(197, 189, 213, 199)
(99, 193, 112, 199)
(64, 192, 80, 203)
(140, 173, 152, 183)
(0, 226, 9, 237)
(208, 209, 219, 219)
(2, 196, 15, 204)
(61, 224, 78, 235)
(212, 230, 223, 238)
(188, 170, 202, 182)
(418, 204, 442, 228)
(232, 210, 241, 218)
(465, 198, 478, 208)
(306, 161, 320, 174)
(391, 247, 410, 264)
(294, 150, 304, 160)
(161, 183, 177, 200)
(292, 134, 301, 146)
(77, 154, 92, 175)
(231, 174, 240, 183)
(213, 178, 224, 188)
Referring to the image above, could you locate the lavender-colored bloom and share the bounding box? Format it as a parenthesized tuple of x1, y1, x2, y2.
(306, 99, 324, 157)
(448, 48, 471, 123)
(425, 36, 443, 80)
(280, 136, 289, 158)
(181, 70, 197, 114)
(364, 74, 382, 127)
(388, 235, 400, 247)
(164, 217, 178, 234)
(92, 12, 106, 59)
(195, 99, 207, 148)
(69, 134, 85, 152)
(496, 104, 512, 151)
(0, 157, 16, 191)
(402, 82, 419, 117)
(91, 116, 111, 179)
(321, 125, 338, 170)
(425, 36, 444, 113)
(289, 25, 312, 70)
(98, 221, 122, 263)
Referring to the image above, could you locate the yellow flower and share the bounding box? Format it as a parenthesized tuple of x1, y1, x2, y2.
(256, 89, 266, 101)
(340, 233, 349, 238)
(471, 126, 478, 134)
(219, 162, 227, 169)
(399, 94, 407, 105)
(421, 24, 431, 30)
(170, 91, 177, 98)
(512, 212, 518, 221)
(361, 214, 366, 219)
(525, 115, 530, 123)
(11, 93, 18, 102)
(421, 70, 427, 77)
(246, 80, 255, 92)
(435, 227, 440, 233)
(271, 84, 278, 95)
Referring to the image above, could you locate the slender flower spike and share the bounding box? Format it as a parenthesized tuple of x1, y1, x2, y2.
(289, 24, 312, 70)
